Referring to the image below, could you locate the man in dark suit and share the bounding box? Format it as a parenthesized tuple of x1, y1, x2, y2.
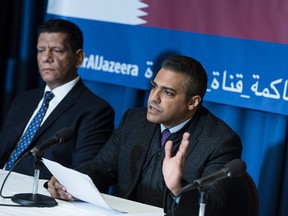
(0, 19, 115, 179)
(47, 55, 243, 215)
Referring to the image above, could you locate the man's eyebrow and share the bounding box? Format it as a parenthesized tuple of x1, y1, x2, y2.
(162, 86, 176, 93)
(151, 80, 176, 93)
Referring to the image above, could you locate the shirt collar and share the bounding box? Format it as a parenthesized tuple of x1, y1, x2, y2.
(160, 117, 192, 134)
(44, 76, 80, 100)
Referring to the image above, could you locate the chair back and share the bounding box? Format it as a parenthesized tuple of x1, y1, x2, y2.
(226, 172, 259, 216)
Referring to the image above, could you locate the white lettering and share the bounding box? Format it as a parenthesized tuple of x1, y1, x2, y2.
(82, 54, 139, 77)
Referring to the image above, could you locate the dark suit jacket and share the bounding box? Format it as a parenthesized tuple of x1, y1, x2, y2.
(0, 80, 114, 179)
(77, 106, 242, 216)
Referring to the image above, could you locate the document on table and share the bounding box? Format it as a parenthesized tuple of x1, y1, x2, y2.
(42, 158, 125, 214)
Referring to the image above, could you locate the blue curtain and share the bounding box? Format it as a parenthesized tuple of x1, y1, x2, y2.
(0, 0, 47, 125)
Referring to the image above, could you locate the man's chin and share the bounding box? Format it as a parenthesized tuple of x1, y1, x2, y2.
(41, 75, 55, 83)
(146, 114, 161, 124)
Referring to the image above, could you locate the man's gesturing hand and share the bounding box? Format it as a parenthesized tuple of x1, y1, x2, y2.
(162, 132, 190, 196)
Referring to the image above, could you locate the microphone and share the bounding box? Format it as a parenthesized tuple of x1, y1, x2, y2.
(10, 128, 74, 207)
(24, 127, 74, 157)
(178, 159, 246, 195)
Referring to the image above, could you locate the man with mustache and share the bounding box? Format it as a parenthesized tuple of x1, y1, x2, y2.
(48, 55, 244, 216)
(0, 19, 115, 179)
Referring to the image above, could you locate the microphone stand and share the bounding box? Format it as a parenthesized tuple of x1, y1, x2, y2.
(175, 183, 207, 216)
(11, 156, 58, 207)
(198, 190, 207, 216)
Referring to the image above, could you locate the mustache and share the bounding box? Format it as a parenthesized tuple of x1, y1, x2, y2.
(149, 101, 162, 111)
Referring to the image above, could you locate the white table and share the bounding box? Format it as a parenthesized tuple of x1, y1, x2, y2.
(0, 170, 164, 216)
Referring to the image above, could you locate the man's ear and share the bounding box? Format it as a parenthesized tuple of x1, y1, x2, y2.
(188, 95, 201, 110)
(75, 49, 84, 67)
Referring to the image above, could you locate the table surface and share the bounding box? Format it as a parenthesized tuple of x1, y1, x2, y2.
(0, 170, 164, 216)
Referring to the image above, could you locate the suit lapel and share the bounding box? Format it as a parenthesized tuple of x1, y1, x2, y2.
(33, 80, 84, 140)
(9, 90, 43, 149)
(126, 118, 159, 197)
(185, 107, 206, 156)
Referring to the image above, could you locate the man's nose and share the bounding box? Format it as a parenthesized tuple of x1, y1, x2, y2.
(41, 50, 53, 62)
(150, 89, 161, 103)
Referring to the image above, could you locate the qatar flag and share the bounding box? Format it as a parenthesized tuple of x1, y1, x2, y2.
(46, 0, 288, 116)
(142, 0, 288, 44)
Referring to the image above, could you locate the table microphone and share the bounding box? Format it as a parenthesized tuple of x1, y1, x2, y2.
(24, 127, 75, 158)
(178, 159, 246, 195)
(11, 128, 74, 207)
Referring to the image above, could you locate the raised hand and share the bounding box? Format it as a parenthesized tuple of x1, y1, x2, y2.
(162, 132, 190, 196)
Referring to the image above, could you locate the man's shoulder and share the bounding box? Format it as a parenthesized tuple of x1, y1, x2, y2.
(121, 107, 148, 124)
(125, 107, 147, 116)
(196, 106, 239, 134)
(73, 81, 113, 108)
(13, 88, 42, 102)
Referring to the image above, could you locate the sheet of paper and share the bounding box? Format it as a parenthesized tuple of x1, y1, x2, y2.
(42, 158, 124, 213)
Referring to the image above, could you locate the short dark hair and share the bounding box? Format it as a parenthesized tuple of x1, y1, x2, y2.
(37, 19, 83, 52)
(161, 55, 208, 101)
